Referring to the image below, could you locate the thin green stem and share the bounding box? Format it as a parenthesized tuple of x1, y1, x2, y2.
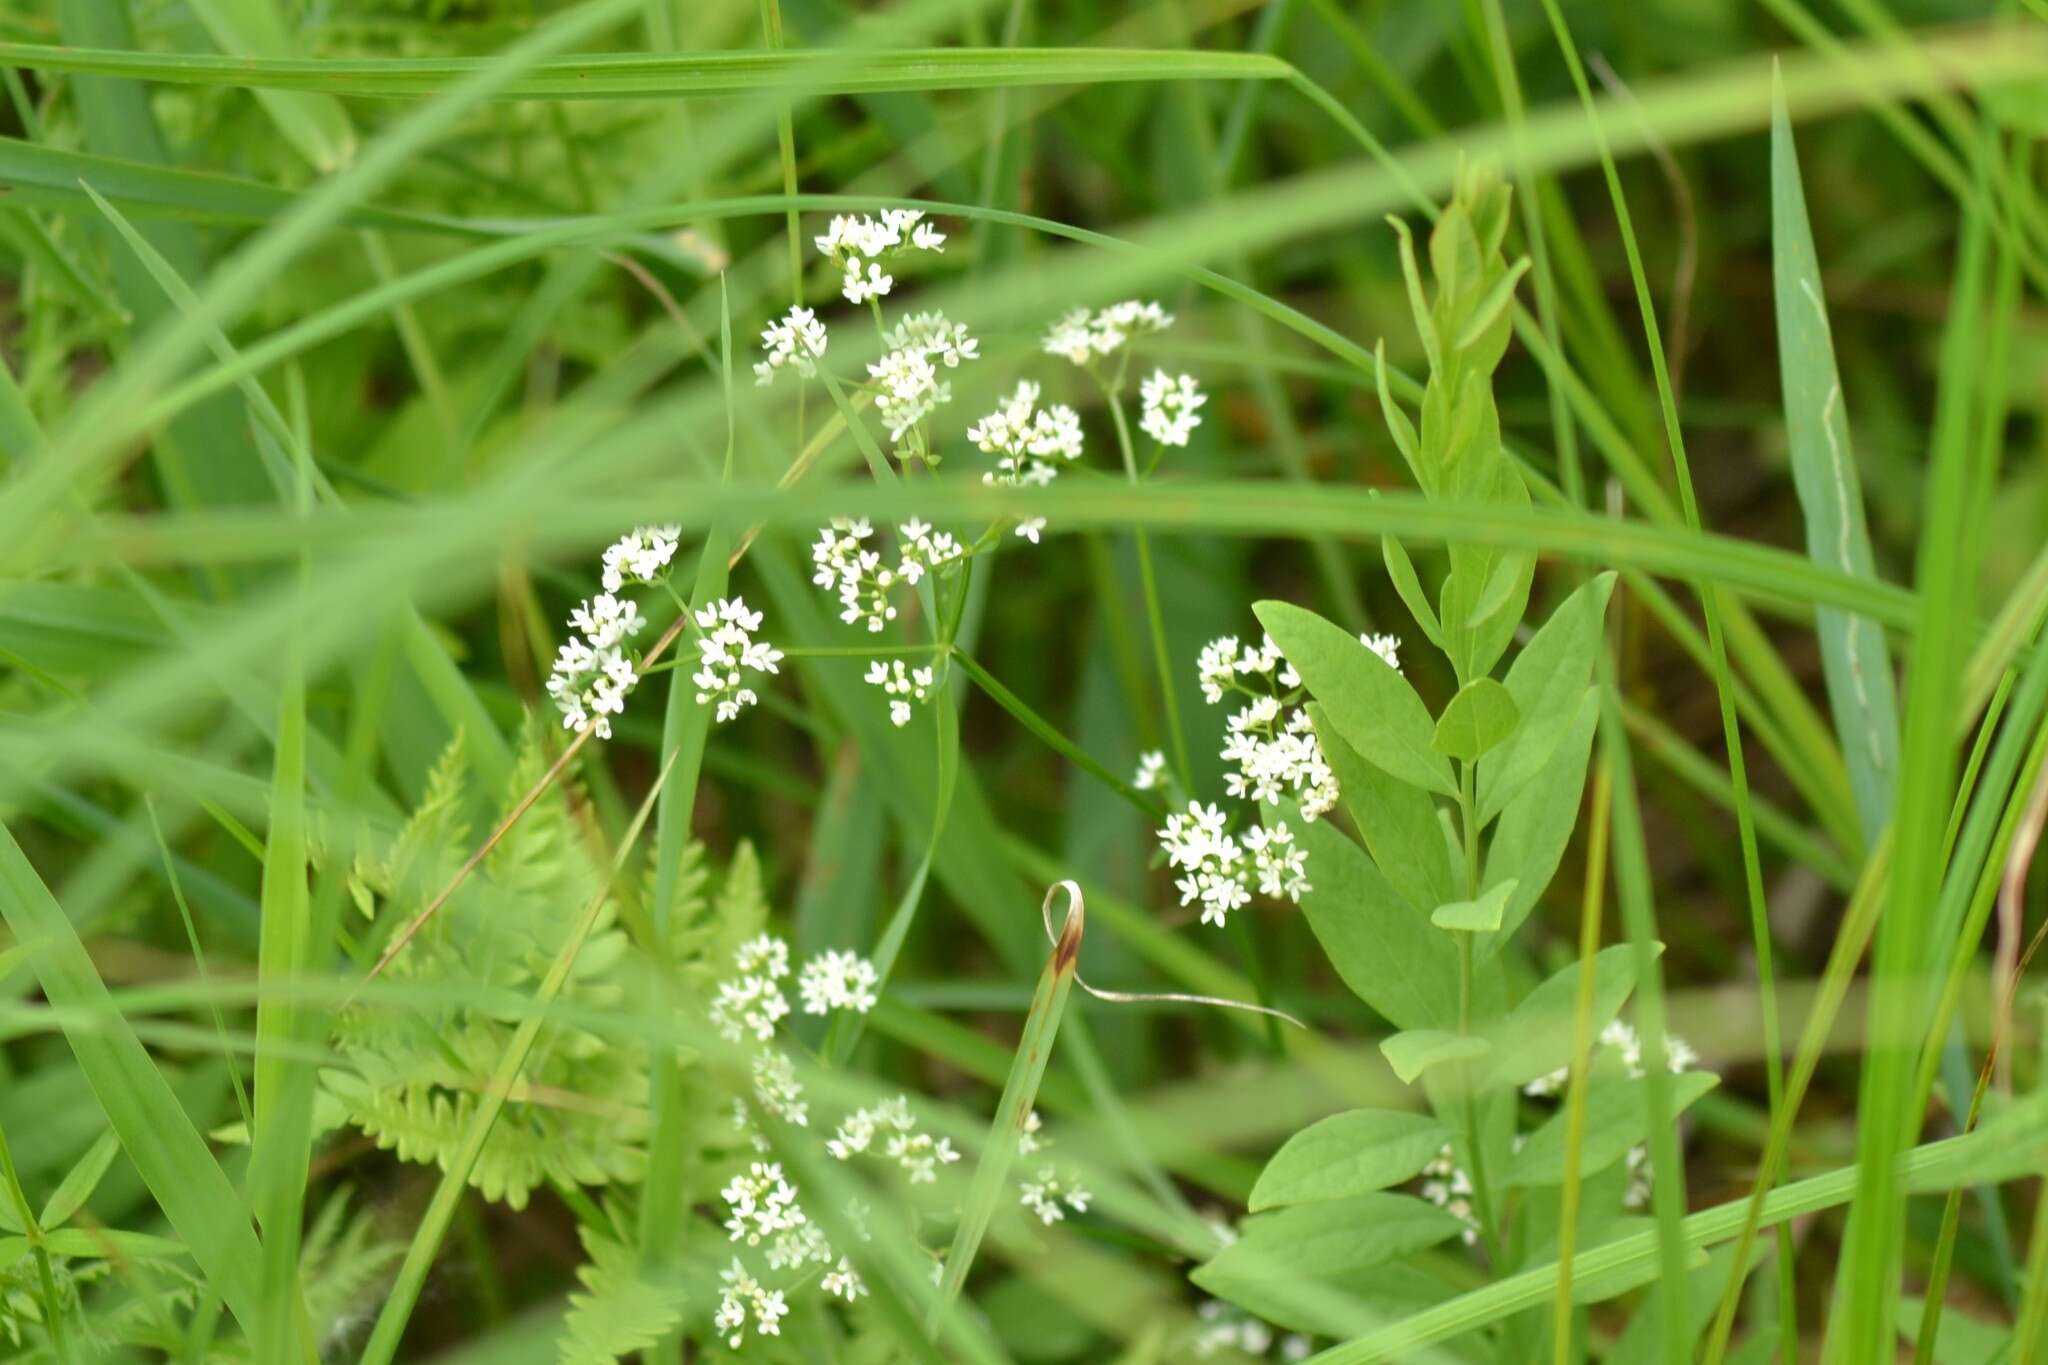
(0, 1117, 70, 1362)
(1104, 386, 1192, 784)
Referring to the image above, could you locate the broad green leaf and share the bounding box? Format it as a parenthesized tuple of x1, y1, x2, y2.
(1381, 1030, 1491, 1085)
(1430, 880, 1516, 933)
(1478, 572, 1616, 822)
(1478, 688, 1599, 958)
(1313, 705, 1457, 915)
(1508, 1071, 1719, 1187)
(1256, 600, 1455, 795)
(1192, 1196, 1464, 1336)
(1249, 1110, 1454, 1211)
(1483, 943, 1653, 1092)
(37, 1130, 121, 1228)
(1288, 813, 1460, 1031)
(1772, 78, 1899, 847)
(1432, 677, 1519, 761)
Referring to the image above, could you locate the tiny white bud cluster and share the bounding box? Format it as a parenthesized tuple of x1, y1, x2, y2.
(1158, 802, 1253, 928)
(826, 1095, 960, 1184)
(1202, 632, 1342, 821)
(1190, 1300, 1311, 1361)
(714, 1259, 788, 1350)
(711, 935, 877, 1046)
(755, 305, 829, 386)
(864, 658, 935, 728)
(1133, 750, 1168, 791)
(1041, 299, 1173, 365)
(599, 524, 680, 593)
(814, 208, 945, 304)
(1420, 1144, 1480, 1245)
(1018, 1166, 1092, 1225)
(691, 597, 784, 724)
(1360, 631, 1402, 672)
(797, 948, 881, 1014)
(1138, 369, 1206, 446)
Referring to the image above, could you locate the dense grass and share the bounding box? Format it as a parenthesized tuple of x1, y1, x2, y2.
(0, 0, 2045, 1361)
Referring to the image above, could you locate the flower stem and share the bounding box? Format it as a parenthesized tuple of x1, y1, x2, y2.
(1104, 385, 1192, 784)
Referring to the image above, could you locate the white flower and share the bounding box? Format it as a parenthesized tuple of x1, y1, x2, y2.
(1018, 1166, 1091, 1225)
(1133, 750, 1167, 791)
(843, 258, 893, 304)
(829, 1096, 958, 1184)
(547, 584, 655, 740)
(864, 658, 935, 727)
(813, 210, 945, 302)
(1360, 631, 1402, 673)
(1221, 704, 1339, 822)
(1014, 517, 1046, 544)
(721, 1162, 806, 1247)
(756, 305, 828, 385)
(821, 1257, 867, 1301)
(797, 948, 880, 1015)
(692, 596, 783, 724)
(1139, 369, 1206, 446)
(710, 972, 790, 1044)
(1041, 299, 1173, 365)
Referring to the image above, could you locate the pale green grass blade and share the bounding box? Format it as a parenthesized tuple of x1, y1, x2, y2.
(0, 43, 1290, 97)
(934, 884, 1082, 1314)
(182, 0, 354, 171)
(1771, 70, 1901, 846)
(0, 819, 267, 1334)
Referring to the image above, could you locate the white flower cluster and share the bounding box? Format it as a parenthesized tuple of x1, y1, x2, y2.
(810, 517, 963, 634)
(1139, 369, 1206, 446)
(1018, 1166, 1092, 1225)
(826, 1095, 961, 1184)
(1201, 632, 1343, 821)
(883, 310, 980, 370)
(1361, 631, 1402, 672)
(750, 1050, 808, 1128)
(599, 524, 680, 593)
(755, 305, 829, 386)
(1420, 1144, 1481, 1246)
(721, 1160, 807, 1248)
(797, 948, 881, 1015)
(868, 345, 951, 445)
(710, 935, 876, 1046)
(1191, 1300, 1313, 1362)
(547, 591, 645, 740)
(1133, 750, 1168, 791)
(1158, 802, 1251, 928)
(691, 597, 784, 724)
(814, 208, 945, 304)
(968, 381, 1085, 489)
(1042, 299, 1174, 365)
(865, 658, 935, 728)
(1520, 1020, 1706, 1211)
(714, 1259, 789, 1350)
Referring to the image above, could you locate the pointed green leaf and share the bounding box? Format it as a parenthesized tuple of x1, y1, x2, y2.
(1432, 677, 1518, 762)
(1192, 1195, 1463, 1336)
(1379, 531, 1444, 648)
(1509, 1071, 1719, 1187)
(1256, 600, 1455, 795)
(1479, 688, 1600, 957)
(1483, 944, 1655, 1091)
(1381, 1030, 1491, 1085)
(1313, 706, 1457, 916)
(1431, 879, 1516, 933)
(1287, 813, 1459, 1031)
(1479, 572, 1616, 822)
(1249, 1110, 1455, 1211)
(37, 1131, 121, 1228)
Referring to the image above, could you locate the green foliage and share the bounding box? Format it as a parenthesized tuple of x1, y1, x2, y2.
(557, 1217, 686, 1365)
(1248, 1110, 1454, 1211)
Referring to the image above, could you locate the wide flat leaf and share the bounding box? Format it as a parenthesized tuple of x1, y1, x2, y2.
(1248, 1109, 1454, 1211)
(1431, 879, 1516, 933)
(1314, 706, 1457, 915)
(1192, 1195, 1464, 1336)
(1256, 600, 1455, 795)
(1478, 687, 1599, 959)
(1478, 572, 1615, 822)
(1508, 1070, 1719, 1187)
(1288, 813, 1459, 1031)
(1482, 943, 1652, 1092)
(1432, 677, 1518, 761)
(1381, 1029, 1490, 1085)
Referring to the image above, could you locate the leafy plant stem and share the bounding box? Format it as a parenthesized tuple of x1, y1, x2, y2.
(0, 1115, 71, 1363)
